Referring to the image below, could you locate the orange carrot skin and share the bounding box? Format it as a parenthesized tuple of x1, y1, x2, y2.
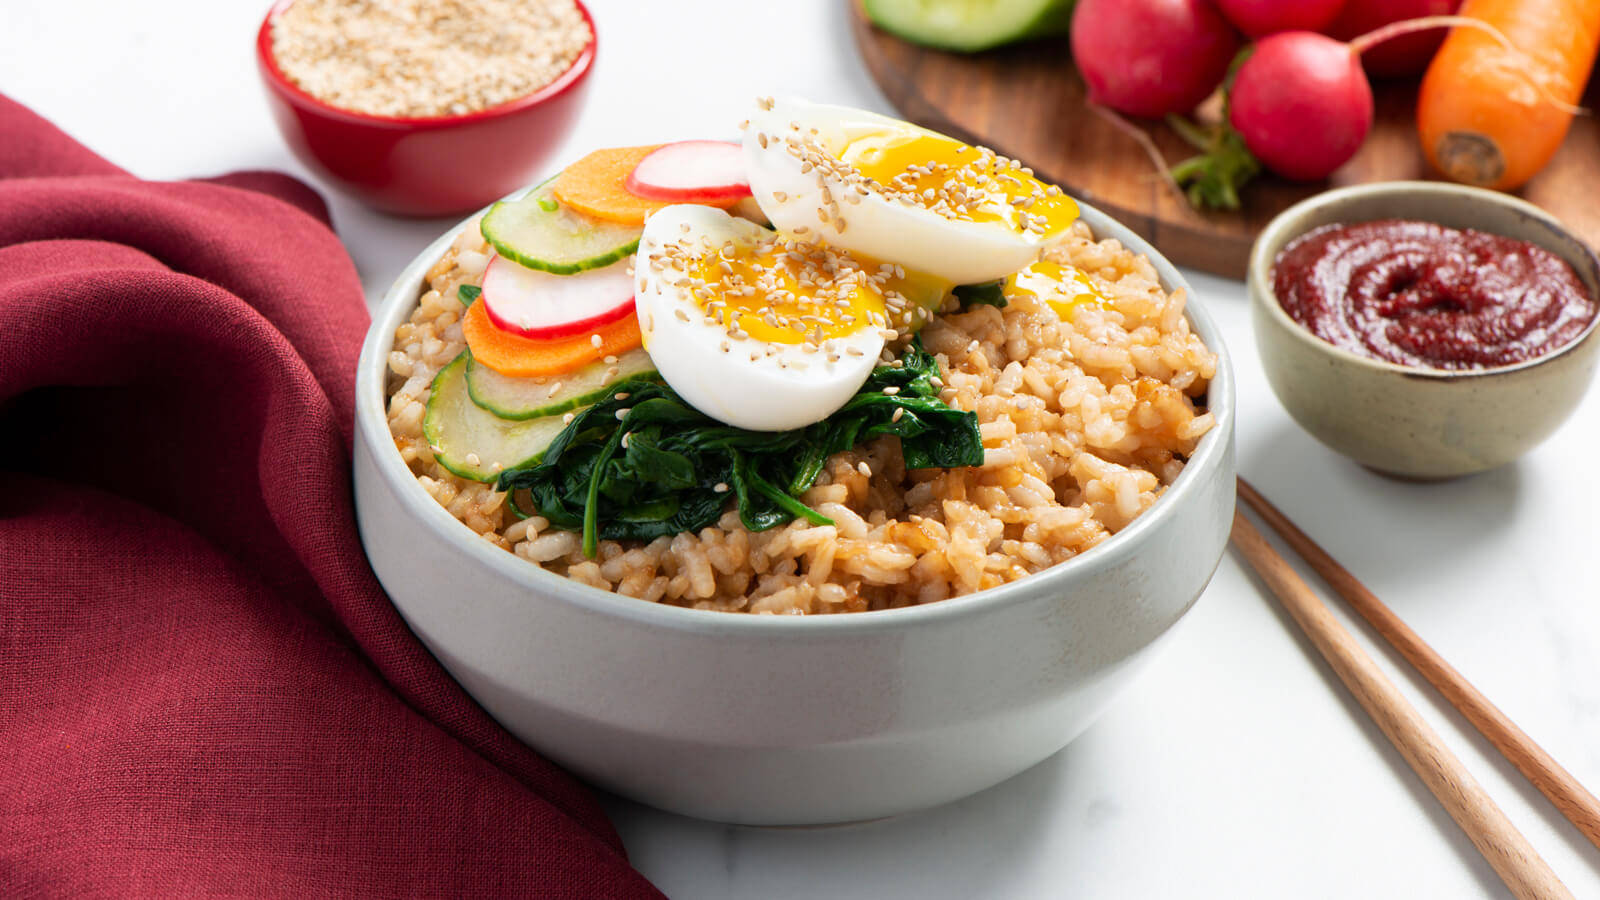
(1417, 0, 1600, 190)
(552, 145, 741, 225)
(462, 298, 643, 378)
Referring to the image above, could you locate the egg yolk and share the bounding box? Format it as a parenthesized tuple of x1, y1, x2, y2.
(691, 241, 887, 345)
(852, 254, 953, 331)
(1003, 260, 1107, 317)
(838, 130, 1079, 237)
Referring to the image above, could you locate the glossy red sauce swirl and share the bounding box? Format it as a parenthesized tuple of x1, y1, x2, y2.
(1272, 220, 1597, 370)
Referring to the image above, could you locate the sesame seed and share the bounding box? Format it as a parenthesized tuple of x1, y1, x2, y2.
(269, 0, 591, 119)
(603, 354, 618, 364)
(615, 408, 631, 420)
(614, 392, 630, 401)
(891, 407, 905, 422)
(882, 386, 900, 396)
(714, 482, 730, 492)
(590, 333, 603, 348)
(563, 412, 576, 424)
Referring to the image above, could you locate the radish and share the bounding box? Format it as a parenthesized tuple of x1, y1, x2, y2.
(1069, 0, 1242, 118)
(1325, 0, 1461, 78)
(624, 141, 752, 204)
(1215, 0, 1345, 38)
(1167, 14, 1522, 201)
(1228, 31, 1373, 181)
(480, 254, 635, 341)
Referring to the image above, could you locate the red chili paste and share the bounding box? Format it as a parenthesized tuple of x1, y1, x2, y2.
(1272, 219, 1596, 370)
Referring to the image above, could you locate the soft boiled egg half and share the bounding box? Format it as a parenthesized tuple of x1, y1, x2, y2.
(634, 204, 896, 431)
(742, 98, 1080, 286)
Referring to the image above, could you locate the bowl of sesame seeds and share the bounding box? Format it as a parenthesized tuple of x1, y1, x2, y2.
(256, 0, 596, 216)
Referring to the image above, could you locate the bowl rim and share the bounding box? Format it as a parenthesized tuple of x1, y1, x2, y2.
(256, 0, 596, 129)
(1248, 180, 1600, 382)
(355, 193, 1236, 636)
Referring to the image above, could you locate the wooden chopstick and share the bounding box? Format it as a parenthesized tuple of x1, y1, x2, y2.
(1237, 476, 1600, 854)
(1230, 508, 1574, 900)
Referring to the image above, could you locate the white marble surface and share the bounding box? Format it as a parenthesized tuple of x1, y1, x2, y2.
(6, 1, 1597, 897)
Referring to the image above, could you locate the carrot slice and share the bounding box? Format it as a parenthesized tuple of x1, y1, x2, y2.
(462, 297, 644, 378)
(552, 145, 741, 225)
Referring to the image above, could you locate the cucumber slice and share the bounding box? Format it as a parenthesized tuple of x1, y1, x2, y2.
(481, 183, 642, 275)
(466, 347, 657, 420)
(423, 353, 570, 483)
(862, 0, 1075, 52)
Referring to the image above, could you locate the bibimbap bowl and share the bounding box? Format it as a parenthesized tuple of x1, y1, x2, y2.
(352, 111, 1236, 825)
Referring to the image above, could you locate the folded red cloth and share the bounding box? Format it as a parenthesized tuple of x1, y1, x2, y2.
(0, 95, 660, 898)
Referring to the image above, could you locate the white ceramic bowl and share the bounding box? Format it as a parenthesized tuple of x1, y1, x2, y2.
(353, 200, 1237, 825)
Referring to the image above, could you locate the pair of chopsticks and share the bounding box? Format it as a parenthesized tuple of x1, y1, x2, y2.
(1231, 477, 1600, 900)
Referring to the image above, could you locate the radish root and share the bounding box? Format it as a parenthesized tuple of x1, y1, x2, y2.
(1087, 103, 1188, 205)
(1348, 15, 1587, 117)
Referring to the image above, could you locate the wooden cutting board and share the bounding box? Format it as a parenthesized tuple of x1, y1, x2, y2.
(848, 3, 1600, 279)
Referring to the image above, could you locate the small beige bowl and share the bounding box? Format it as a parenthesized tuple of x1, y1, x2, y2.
(1248, 182, 1600, 480)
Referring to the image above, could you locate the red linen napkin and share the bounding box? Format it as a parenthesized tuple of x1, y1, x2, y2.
(0, 95, 661, 898)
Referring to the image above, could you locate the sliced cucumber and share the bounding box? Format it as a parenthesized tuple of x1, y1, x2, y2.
(481, 183, 642, 275)
(466, 347, 657, 420)
(862, 0, 1075, 52)
(423, 353, 570, 483)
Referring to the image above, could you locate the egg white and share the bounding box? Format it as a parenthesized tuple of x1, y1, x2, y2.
(743, 98, 1068, 285)
(633, 204, 885, 432)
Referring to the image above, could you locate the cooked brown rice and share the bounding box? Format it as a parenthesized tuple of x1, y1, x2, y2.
(385, 220, 1216, 614)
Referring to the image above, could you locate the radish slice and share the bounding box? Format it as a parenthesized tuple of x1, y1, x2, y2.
(625, 140, 752, 203)
(480, 254, 635, 341)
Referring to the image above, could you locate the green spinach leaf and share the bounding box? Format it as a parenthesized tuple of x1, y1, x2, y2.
(953, 280, 1007, 309)
(496, 336, 984, 557)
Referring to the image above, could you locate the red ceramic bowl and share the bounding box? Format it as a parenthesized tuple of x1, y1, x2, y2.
(255, 0, 595, 217)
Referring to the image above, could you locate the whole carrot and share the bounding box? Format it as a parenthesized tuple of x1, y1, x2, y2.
(1417, 0, 1600, 190)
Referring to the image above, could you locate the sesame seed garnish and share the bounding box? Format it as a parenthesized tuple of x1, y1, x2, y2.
(857, 461, 872, 476)
(603, 354, 617, 364)
(269, 0, 591, 119)
(882, 386, 900, 396)
(615, 408, 631, 420)
(614, 392, 630, 401)
(590, 333, 603, 348)
(891, 407, 905, 422)
(714, 482, 730, 492)
(563, 412, 576, 424)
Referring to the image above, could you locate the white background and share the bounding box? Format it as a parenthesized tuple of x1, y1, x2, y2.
(5, 2, 1598, 897)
